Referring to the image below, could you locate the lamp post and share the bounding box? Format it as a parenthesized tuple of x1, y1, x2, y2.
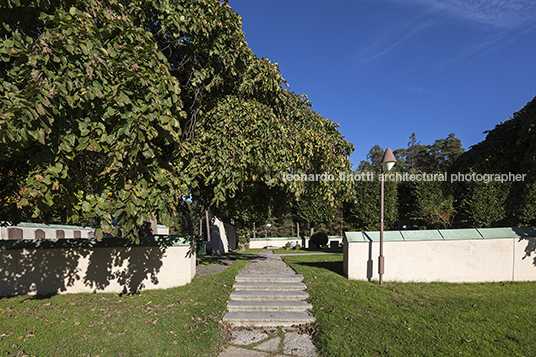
(379, 148, 397, 286)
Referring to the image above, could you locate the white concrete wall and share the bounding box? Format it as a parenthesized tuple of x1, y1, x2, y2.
(344, 236, 536, 283)
(209, 217, 238, 254)
(249, 237, 303, 249)
(249, 236, 343, 249)
(210, 217, 227, 254)
(225, 223, 237, 251)
(0, 245, 196, 296)
(156, 225, 170, 235)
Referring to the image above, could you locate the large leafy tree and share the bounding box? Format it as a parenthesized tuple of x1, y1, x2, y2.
(451, 95, 536, 226)
(0, 0, 353, 240)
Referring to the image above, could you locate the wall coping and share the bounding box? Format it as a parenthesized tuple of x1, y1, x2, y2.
(0, 235, 196, 251)
(344, 227, 536, 243)
(2, 222, 95, 230)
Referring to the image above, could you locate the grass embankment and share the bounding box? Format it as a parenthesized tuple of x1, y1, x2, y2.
(283, 254, 536, 357)
(0, 259, 249, 357)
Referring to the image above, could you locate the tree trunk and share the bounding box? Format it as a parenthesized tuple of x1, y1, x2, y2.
(205, 210, 211, 241)
(150, 213, 158, 235)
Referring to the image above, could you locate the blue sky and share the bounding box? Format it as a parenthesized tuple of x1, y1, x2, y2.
(228, 0, 536, 167)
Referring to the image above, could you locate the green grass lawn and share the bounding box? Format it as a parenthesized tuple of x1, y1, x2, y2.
(0, 259, 250, 357)
(283, 254, 536, 357)
(228, 248, 262, 255)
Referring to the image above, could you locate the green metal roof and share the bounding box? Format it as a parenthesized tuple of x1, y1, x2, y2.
(439, 229, 483, 240)
(401, 230, 443, 241)
(477, 227, 536, 238)
(344, 227, 536, 242)
(344, 232, 364, 242)
(364, 231, 404, 242)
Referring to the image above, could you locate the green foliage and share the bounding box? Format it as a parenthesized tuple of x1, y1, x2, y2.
(236, 225, 253, 244)
(1, 0, 185, 240)
(398, 180, 455, 229)
(294, 182, 338, 227)
(456, 180, 509, 228)
(451, 96, 536, 227)
(346, 175, 398, 231)
(357, 145, 384, 173)
(512, 179, 536, 225)
(0, 0, 353, 240)
(310, 232, 328, 247)
(431, 133, 464, 171)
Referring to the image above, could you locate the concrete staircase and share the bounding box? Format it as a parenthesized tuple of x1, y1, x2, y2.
(223, 254, 315, 327)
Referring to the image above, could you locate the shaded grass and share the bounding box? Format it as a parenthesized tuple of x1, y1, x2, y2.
(283, 254, 536, 357)
(272, 247, 343, 254)
(198, 248, 262, 257)
(225, 248, 262, 255)
(0, 258, 250, 357)
(197, 249, 262, 267)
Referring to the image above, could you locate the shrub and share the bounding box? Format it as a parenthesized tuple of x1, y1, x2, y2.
(310, 232, 328, 247)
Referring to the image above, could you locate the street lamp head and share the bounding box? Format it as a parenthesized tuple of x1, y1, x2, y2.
(381, 147, 397, 171)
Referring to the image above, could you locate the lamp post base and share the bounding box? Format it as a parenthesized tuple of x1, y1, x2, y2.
(378, 255, 385, 285)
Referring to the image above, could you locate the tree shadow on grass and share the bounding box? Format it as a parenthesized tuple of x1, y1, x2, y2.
(290, 261, 345, 278)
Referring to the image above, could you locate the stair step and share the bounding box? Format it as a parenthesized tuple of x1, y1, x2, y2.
(230, 290, 309, 301)
(223, 311, 315, 327)
(233, 282, 307, 291)
(235, 274, 304, 283)
(227, 300, 312, 312)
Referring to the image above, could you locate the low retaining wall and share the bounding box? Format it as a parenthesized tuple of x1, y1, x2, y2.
(343, 227, 536, 283)
(249, 237, 302, 249)
(249, 236, 343, 249)
(0, 236, 196, 296)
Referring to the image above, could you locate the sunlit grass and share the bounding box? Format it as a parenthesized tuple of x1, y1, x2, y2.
(283, 254, 536, 357)
(0, 259, 250, 357)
